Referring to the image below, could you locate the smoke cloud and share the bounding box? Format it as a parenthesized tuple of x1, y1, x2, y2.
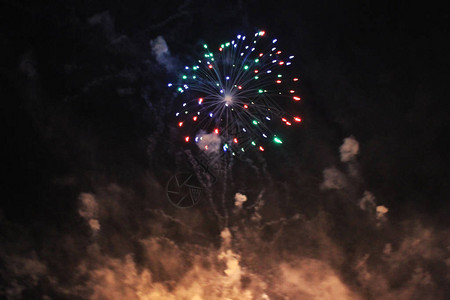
(150, 36, 176, 72)
(195, 130, 222, 153)
(340, 136, 359, 162)
(2, 4, 448, 299)
(78, 193, 101, 234)
(234, 192, 247, 209)
(321, 167, 348, 190)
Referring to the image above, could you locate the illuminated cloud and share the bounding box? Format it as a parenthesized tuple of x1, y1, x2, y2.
(150, 36, 175, 72)
(234, 193, 247, 209)
(376, 205, 389, 221)
(195, 130, 221, 153)
(359, 191, 376, 211)
(276, 260, 361, 300)
(340, 136, 359, 162)
(78, 193, 100, 233)
(321, 167, 347, 190)
(359, 191, 389, 223)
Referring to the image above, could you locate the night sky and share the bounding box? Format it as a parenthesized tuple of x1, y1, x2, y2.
(1, 1, 449, 299)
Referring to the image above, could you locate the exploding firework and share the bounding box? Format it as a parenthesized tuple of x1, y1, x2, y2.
(169, 31, 302, 156)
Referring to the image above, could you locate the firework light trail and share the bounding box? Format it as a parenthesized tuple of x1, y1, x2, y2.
(169, 31, 302, 157)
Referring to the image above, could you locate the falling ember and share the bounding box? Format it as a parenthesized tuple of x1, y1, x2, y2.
(274, 136, 283, 144)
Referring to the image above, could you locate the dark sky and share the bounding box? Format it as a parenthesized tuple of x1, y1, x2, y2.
(1, 1, 449, 299)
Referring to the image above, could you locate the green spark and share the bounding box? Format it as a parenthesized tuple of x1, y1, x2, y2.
(274, 137, 283, 144)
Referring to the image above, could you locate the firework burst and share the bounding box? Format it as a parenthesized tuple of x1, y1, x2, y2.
(169, 31, 302, 156)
